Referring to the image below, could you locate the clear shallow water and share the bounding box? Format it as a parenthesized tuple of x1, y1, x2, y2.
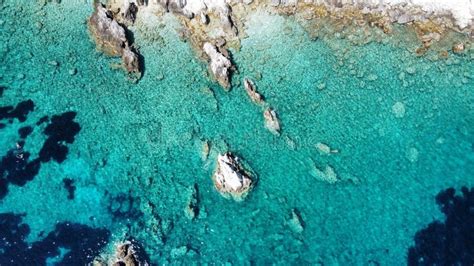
(1, 1, 473, 265)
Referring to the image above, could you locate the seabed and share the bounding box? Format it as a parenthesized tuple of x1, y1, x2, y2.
(0, 1, 473, 265)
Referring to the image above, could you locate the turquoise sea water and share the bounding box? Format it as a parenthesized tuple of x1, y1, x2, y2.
(1, 1, 473, 265)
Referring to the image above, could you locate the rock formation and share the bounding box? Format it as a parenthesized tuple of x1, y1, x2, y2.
(287, 208, 304, 234)
(93, 241, 146, 266)
(212, 153, 254, 201)
(315, 142, 338, 155)
(124, 2, 139, 23)
(203, 42, 233, 89)
(88, 3, 141, 79)
(263, 108, 281, 135)
(114, 241, 141, 266)
(243, 78, 264, 105)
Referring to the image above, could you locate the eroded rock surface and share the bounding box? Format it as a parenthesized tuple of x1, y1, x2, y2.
(94, 241, 147, 266)
(212, 153, 254, 201)
(88, 4, 141, 79)
(203, 42, 233, 89)
(243, 78, 264, 104)
(114, 241, 141, 266)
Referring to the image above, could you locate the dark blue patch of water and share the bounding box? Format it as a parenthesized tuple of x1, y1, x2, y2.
(408, 187, 474, 265)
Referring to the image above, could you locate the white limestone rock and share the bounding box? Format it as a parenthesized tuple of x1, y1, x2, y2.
(203, 42, 232, 89)
(212, 153, 254, 201)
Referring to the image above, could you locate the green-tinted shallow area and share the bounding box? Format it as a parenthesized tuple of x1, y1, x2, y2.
(1, 1, 473, 264)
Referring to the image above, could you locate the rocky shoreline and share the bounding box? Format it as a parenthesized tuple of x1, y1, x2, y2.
(98, 0, 472, 86)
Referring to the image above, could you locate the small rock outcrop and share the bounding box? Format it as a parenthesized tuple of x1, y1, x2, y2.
(93, 241, 147, 266)
(212, 153, 254, 201)
(203, 42, 232, 90)
(243, 78, 264, 104)
(114, 241, 141, 266)
(88, 4, 141, 79)
(263, 108, 281, 135)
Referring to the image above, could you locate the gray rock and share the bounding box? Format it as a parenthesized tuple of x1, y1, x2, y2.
(203, 42, 232, 90)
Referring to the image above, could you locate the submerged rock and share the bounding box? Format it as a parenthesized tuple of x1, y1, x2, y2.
(170, 246, 188, 259)
(315, 142, 338, 155)
(406, 147, 419, 163)
(263, 108, 281, 135)
(184, 184, 200, 220)
(88, 4, 141, 78)
(392, 101, 406, 118)
(212, 153, 254, 201)
(203, 42, 232, 90)
(243, 78, 264, 104)
(311, 164, 338, 184)
(287, 209, 304, 234)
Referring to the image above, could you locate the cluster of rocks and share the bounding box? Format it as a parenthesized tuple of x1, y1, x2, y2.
(243, 77, 282, 135)
(88, 4, 141, 80)
(268, 0, 473, 31)
(108, 0, 240, 89)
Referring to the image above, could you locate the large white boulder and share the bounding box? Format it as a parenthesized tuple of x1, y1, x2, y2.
(212, 153, 254, 201)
